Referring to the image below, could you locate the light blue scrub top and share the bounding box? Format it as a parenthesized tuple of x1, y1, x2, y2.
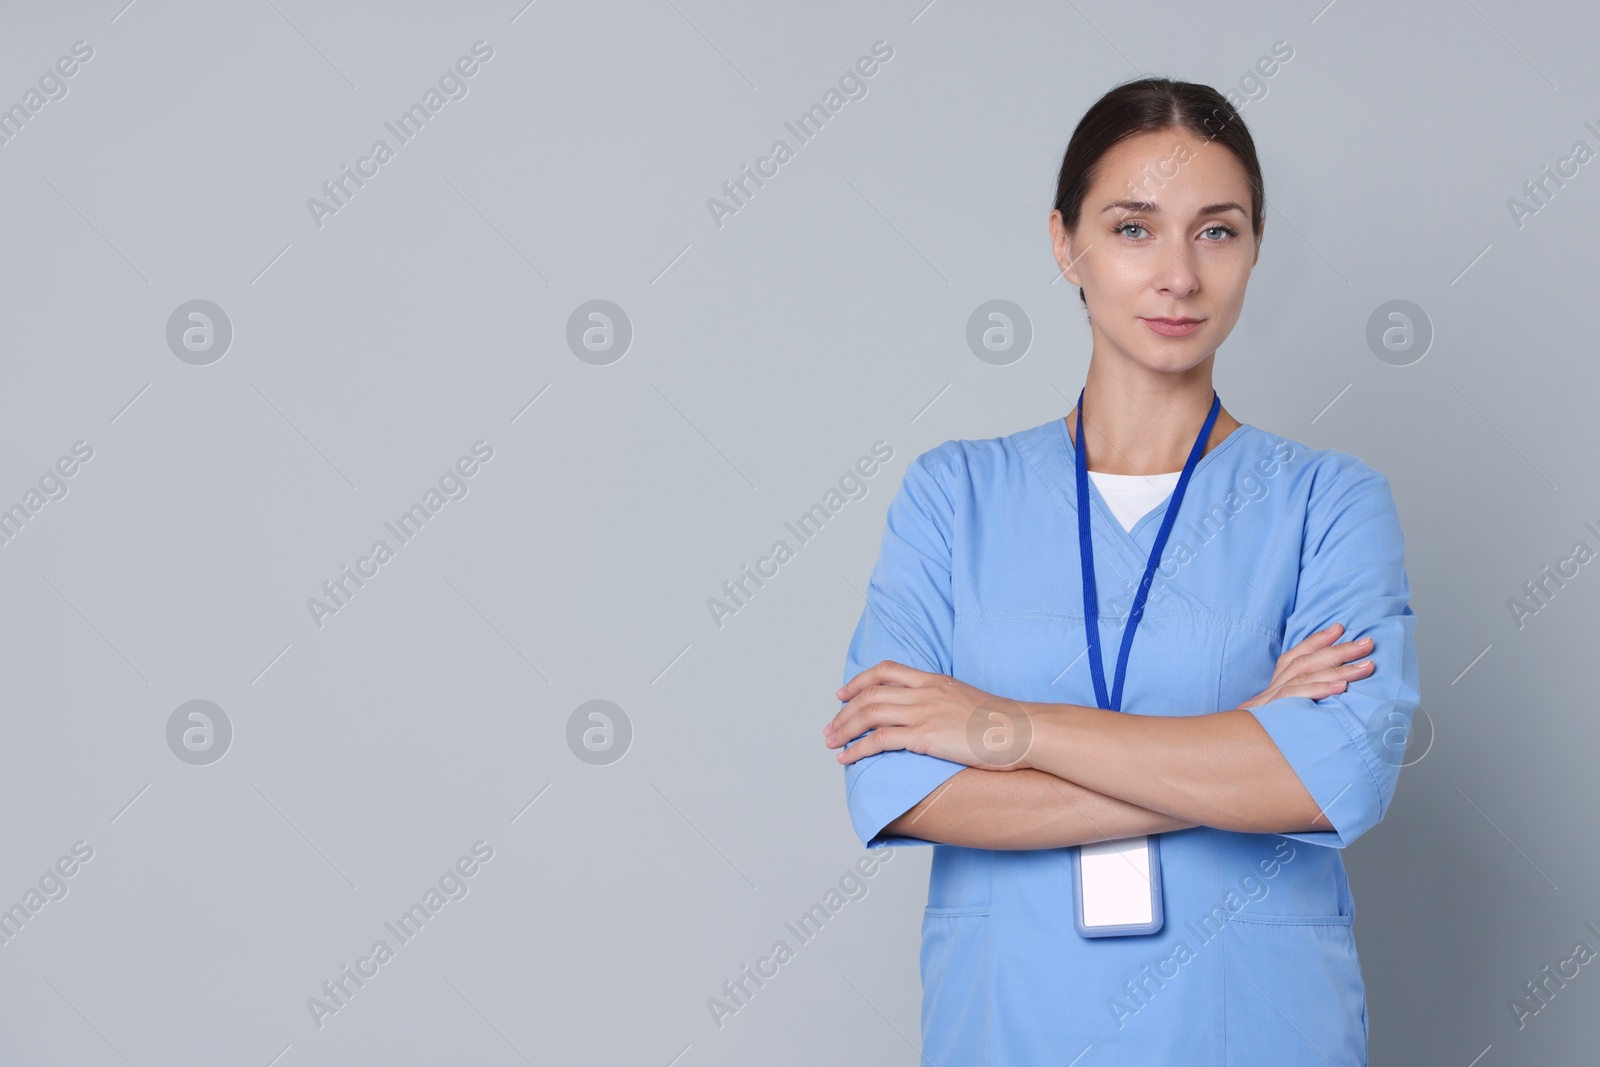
(840, 416, 1421, 1065)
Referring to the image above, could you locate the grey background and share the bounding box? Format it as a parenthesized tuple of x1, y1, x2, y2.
(0, 0, 1591, 1063)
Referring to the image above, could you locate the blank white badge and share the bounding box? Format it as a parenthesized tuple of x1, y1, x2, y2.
(1079, 834, 1154, 927)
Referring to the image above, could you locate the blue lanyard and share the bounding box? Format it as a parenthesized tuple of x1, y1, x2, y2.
(1072, 388, 1221, 712)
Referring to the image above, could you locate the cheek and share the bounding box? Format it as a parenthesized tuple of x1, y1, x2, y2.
(1087, 252, 1149, 297)
(1198, 253, 1253, 302)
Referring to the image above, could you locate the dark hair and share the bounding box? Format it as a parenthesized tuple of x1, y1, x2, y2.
(1053, 77, 1265, 307)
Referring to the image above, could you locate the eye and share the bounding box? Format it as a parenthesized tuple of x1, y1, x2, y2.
(1201, 224, 1240, 241)
(1113, 222, 1148, 239)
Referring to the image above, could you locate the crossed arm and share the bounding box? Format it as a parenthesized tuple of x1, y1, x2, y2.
(845, 456, 1416, 853)
(884, 766, 1201, 851)
(836, 622, 1382, 850)
(882, 707, 1326, 851)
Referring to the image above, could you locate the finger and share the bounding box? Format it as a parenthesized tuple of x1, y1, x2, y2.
(1277, 631, 1373, 678)
(1272, 625, 1337, 678)
(1240, 679, 1343, 709)
(836, 726, 900, 765)
(837, 659, 933, 702)
(1280, 623, 1340, 660)
(825, 684, 922, 742)
(1294, 638, 1374, 675)
(1326, 636, 1375, 661)
(1279, 624, 1343, 665)
(1274, 678, 1354, 701)
(1281, 658, 1375, 689)
(1269, 649, 1373, 696)
(1262, 671, 1353, 706)
(825, 694, 921, 749)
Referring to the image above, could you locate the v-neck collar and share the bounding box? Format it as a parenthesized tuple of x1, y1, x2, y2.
(1025, 415, 1252, 558)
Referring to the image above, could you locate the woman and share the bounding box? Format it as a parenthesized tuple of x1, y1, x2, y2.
(822, 78, 1420, 1065)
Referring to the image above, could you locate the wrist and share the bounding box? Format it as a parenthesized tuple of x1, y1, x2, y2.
(968, 695, 1042, 771)
(1016, 701, 1090, 777)
(1016, 701, 1064, 773)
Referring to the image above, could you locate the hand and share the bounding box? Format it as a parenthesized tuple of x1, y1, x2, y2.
(822, 661, 1025, 770)
(1238, 623, 1375, 710)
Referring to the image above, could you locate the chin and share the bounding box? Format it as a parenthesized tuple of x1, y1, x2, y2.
(1134, 346, 1211, 375)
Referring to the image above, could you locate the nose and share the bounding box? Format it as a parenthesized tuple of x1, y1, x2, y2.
(1157, 243, 1200, 299)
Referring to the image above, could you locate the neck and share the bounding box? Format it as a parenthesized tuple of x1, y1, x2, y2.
(1067, 356, 1240, 475)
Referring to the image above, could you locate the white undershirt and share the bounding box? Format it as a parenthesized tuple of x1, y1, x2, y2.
(1088, 470, 1183, 532)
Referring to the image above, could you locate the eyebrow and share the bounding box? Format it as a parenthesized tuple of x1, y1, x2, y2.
(1100, 199, 1249, 218)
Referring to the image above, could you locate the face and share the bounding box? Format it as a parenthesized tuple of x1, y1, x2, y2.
(1050, 127, 1263, 374)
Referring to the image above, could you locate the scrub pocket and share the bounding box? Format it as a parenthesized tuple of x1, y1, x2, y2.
(1221, 912, 1367, 1067)
(920, 906, 991, 1066)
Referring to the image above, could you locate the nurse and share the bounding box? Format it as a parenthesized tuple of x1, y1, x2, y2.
(823, 77, 1420, 1065)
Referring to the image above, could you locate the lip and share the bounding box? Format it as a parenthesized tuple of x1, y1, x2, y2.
(1141, 317, 1203, 337)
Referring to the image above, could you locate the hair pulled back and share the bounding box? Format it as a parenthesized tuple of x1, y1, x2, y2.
(1054, 78, 1265, 306)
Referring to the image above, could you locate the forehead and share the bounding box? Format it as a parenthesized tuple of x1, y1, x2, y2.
(1087, 128, 1253, 213)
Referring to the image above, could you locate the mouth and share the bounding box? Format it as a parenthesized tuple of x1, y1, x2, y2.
(1141, 317, 1203, 337)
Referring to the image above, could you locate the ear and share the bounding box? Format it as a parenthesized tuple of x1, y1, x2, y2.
(1049, 210, 1082, 286)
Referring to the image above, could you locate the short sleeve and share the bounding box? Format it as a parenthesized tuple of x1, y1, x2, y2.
(840, 445, 968, 849)
(1245, 459, 1422, 849)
